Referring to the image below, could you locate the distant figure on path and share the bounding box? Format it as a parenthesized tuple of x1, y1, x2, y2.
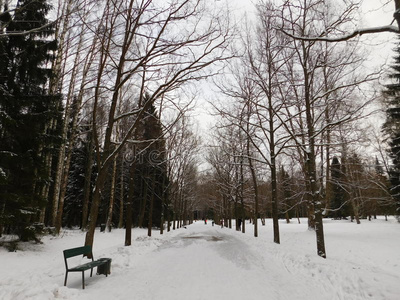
(238, 218, 242, 231)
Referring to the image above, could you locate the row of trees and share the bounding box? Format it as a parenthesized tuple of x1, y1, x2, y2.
(0, 0, 399, 259)
(0, 0, 229, 248)
(207, 133, 392, 226)
(205, 0, 399, 259)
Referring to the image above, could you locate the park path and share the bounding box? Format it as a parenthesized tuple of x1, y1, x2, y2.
(4, 220, 394, 300)
(77, 222, 326, 300)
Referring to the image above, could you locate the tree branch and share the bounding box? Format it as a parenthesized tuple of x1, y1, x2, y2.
(0, 20, 56, 37)
(281, 25, 399, 43)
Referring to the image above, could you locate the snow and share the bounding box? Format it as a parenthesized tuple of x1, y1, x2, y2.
(0, 167, 5, 179)
(0, 217, 399, 300)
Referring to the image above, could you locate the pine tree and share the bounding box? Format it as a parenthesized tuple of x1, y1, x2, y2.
(133, 101, 168, 231)
(63, 134, 97, 229)
(383, 35, 400, 221)
(278, 166, 294, 223)
(0, 3, 11, 236)
(329, 156, 347, 219)
(0, 0, 61, 239)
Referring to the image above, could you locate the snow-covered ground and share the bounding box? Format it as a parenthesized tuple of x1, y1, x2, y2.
(0, 217, 399, 300)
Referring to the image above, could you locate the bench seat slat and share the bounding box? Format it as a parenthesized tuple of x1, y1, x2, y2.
(68, 260, 105, 272)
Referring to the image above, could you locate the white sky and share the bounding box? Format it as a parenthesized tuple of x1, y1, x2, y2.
(225, 0, 396, 70)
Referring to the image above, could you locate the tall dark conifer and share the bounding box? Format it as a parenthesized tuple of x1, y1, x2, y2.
(383, 35, 400, 220)
(63, 133, 97, 229)
(133, 101, 169, 230)
(0, 0, 61, 239)
(278, 166, 294, 223)
(0, 3, 11, 228)
(329, 156, 347, 219)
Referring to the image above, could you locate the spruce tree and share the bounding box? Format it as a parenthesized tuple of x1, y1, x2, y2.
(278, 166, 294, 223)
(383, 35, 400, 221)
(329, 156, 347, 219)
(0, 3, 11, 236)
(0, 0, 61, 239)
(133, 101, 168, 230)
(64, 135, 96, 229)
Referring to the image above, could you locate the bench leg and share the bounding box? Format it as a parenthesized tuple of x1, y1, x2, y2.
(64, 272, 68, 286)
(82, 271, 85, 289)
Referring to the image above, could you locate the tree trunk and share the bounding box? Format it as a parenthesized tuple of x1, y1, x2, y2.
(270, 161, 279, 243)
(303, 40, 326, 258)
(228, 201, 232, 229)
(118, 162, 125, 229)
(138, 175, 149, 228)
(148, 174, 156, 237)
(222, 195, 227, 228)
(84, 167, 110, 252)
(54, 97, 82, 234)
(172, 210, 176, 230)
(247, 145, 259, 238)
(173, 193, 176, 230)
(160, 175, 166, 234)
(106, 154, 118, 231)
(240, 157, 246, 234)
(54, 157, 68, 233)
(81, 132, 94, 230)
(395, 0, 400, 29)
(49, 0, 73, 227)
(304, 136, 326, 259)
(39, 137, 54, 224)
(351, 197, 361, 224)
(51, 108, 69, 227)
(266, 91, 280, 243)
(183, 198, 188, 226)
(167, 208, 171, 232)
(125, 162, 136, 246)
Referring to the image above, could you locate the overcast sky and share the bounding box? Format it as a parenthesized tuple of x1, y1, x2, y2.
(196, 0, 397, 142)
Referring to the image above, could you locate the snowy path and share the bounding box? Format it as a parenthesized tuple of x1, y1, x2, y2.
(1, 218, 399, 300)
(77, 223, 327, 300)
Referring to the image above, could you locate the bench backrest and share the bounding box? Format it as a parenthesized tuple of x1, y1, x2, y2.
(64, 245, 93, 260)
(63, 246, 94, 271)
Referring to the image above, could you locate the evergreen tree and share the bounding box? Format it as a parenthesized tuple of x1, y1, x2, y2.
(278, 166, 294, 223)
(133, 101, 169, 230)
(0, 0, 61, 239)
(0, 3, 11, 237)
(63, 133, 97, 229)
(329, 156, 347, 219)
(383, 35, 400, 221)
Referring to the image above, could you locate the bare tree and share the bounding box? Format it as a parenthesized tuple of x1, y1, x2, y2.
(275, 0, 378, 258)
(165, 115, 201, 229)
(279, 0, 399, 42)
(51, 0, 102, 232)
(75, 0, 231, 249)
(212, 2, 293, 242)
(207, 116, 256, 232)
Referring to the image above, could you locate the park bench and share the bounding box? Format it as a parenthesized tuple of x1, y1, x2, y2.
(63, 245, 111, 289)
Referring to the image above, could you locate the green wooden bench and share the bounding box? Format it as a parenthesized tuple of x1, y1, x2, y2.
(63, 245, 110, 289)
